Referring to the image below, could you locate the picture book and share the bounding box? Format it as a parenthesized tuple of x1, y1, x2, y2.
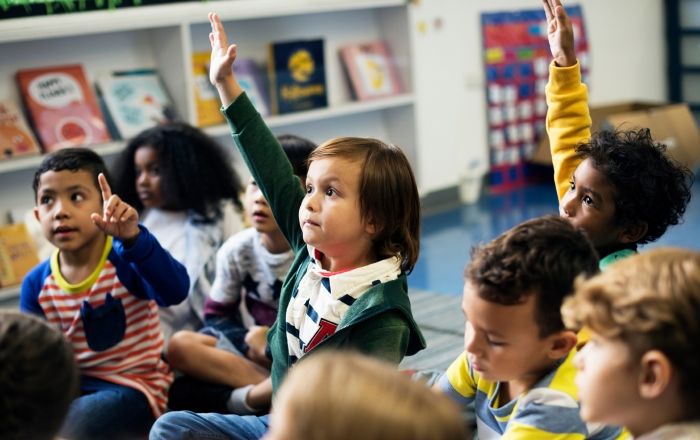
(234, 58, 270, 117)
(16, 64, 111, 152)
(192, 51, 226, 127)
(268, 38, 327, 114)
(0, 223, 40, 288)
(0, 99, 41, 160)
(339, 41, 403, 101)
(96, 69, 175, 139)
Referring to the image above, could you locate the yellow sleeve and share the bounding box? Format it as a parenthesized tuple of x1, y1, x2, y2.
(545, 61, 591, 202)
(441, 352, 477, 399)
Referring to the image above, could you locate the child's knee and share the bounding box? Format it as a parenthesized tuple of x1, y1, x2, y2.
(167, 331, 198, 368)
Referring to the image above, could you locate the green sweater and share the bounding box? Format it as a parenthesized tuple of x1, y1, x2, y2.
(223, 94, 426, 393)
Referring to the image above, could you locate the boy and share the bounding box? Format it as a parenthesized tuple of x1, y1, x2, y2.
(21, 148, 189, 439)
(166, 134, 316, 414)
(436, 216, 625, 439)
(0, 311, 78, 440)
(562, 248, 700, 439)
(543, 0, 693, 268)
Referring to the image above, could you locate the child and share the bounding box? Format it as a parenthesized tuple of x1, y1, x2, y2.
(112, 122, 245, 341)
(562, 248, 700, 439)
(436, 216, 626, 439)
(0, 311, 79, 440)
(543, 0, 693, 268)
(21, 147, 190, 440)
(166, 134, 316, 413)
(148, 12, 426, 439)
(265, 350, 471, 440)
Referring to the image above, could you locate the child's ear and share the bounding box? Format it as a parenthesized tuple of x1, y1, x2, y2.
(33, 206, 40, 222)
(364, 219, 377, 237)
(618, 221, 648, 244)
(547, 330, 578, 359)
(638, 350, 673, 400)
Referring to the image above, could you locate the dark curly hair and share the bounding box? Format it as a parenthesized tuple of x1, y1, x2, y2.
(576, 128, 694, 245)
(0, 312, 79, 440)
(466, 216, 599, 337)
(32, 147, 111, 202)
(111, 122, 243, 222)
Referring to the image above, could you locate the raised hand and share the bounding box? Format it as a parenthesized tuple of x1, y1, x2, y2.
(90, 173, 140, 244)
(208, 12, 244, 106)
(542, 0, 576, 68)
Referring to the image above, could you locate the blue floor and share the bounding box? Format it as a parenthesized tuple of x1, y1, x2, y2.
(409, 179, 700, 296)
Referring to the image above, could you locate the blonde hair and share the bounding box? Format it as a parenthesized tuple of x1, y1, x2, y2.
(562, 248, 700, 409)
(273, 351, 470, 440)
(309, 137, 420, 273)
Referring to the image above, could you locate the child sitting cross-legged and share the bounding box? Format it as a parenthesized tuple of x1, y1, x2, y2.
(165, 134, 316, 414)
(436, 215, 626, 439)
(562, 248, 700, 439)
(149, 13, 426, 439)
(21, 148, 189, 440)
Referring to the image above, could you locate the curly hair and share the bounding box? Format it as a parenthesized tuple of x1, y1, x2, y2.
(32, 147, 111, 202)
(111, 122, 243, 221)
(562, 248, 700, 413)
(309, 137, 420, 273)
(576, 128, 693, 244)
(466, 215, 599, 337)
(0, 312, 79, 440)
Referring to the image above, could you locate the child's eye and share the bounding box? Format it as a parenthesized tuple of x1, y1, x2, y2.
(305, 185, 313, 194)
(250, 180, 258, 187)
(40, 195, 53, 204)
(486, 338, 506, 347)
(71, 193, 86, 202)
(583, 195, 594, 206)
(569, 180, 575, 190)
(325, 188, 337, 197)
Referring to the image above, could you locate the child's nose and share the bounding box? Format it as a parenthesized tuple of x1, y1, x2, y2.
(561, 193, 576, 217)
(53, 199, 69, 218)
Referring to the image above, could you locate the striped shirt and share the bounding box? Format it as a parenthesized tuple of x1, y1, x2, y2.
(21, 228, 189, 417)
(438, 350, 628, 439)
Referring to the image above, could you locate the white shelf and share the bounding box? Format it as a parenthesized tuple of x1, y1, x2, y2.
(0, 0, 407, 43)
(205, 93, 415, 136)
(0, 141, 126, 174)
(0, 285, 20, 302)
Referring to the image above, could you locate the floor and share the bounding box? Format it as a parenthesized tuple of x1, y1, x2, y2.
(409, 179, 700, 296)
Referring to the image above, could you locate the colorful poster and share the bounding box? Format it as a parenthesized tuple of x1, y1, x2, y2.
(481, 5, 588, 192)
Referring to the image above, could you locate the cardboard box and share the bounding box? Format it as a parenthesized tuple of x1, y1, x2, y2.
(531, 102, 700, 172)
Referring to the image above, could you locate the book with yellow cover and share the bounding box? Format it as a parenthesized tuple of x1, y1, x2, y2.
(0, 223, 40, 288)
(192, 51, 225, 127)
(0, 100, 41, 160)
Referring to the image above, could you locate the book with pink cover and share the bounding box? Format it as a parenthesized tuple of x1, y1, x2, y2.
(16, 64, 111, 152)
(339, 41, 403, 101)
(0, 100, 41, 160)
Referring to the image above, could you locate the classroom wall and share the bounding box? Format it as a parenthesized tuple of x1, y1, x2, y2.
(412, 0, 666, 195)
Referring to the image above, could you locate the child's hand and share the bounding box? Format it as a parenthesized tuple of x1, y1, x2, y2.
(208, 12, 244, 106)
(542, 0, 576, 68)
(90, 173, 140, 245)
(244, 325, 270, 366)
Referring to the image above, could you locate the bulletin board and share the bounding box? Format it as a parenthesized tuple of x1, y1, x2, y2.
(481, 5, 588, 192)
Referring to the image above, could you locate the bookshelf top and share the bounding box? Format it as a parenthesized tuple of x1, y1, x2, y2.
(0, 0, 407, 43)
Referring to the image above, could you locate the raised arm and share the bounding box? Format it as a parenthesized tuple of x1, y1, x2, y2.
(90, 173, 140, 246)
(208, 12, 244, 107)
(542, 0, 592, 201)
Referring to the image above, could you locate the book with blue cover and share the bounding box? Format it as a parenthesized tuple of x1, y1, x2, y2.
(96, 69, 176, 139)
(268, 38, 327, 115)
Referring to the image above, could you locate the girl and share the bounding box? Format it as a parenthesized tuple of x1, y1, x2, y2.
(148, 12, 426, 439)
(112, 122, 244, 341)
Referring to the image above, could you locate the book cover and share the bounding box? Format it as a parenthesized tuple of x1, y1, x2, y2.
(268, 38, 327, 114)
(16, 64, 111, 152)
(96, 69, 175, 139)
(234, 58, 270, 117)
(339, 41, 403, 101)
(192, 51, 226, 127)
(0, 223, 40, 288)
(0, 100, 41, 160)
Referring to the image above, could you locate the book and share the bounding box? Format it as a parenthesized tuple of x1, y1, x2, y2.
(0, 223, 40, 288)
(16, 64, 111, 152)
(234, 58, 270, 117)
(0, 100, 41, 160)
(192, 51, 226, 127)
(268, 38, 327, 114)
(339, 41, 403, 101)
(96, 69, 175, 139)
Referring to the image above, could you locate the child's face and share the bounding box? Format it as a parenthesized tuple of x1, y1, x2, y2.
(462, 281, 564, 390)
(299, 157, 374, 261)
(560, 158, 624, 248)
(574, 334, 641, 427)
(244, 178, 282, 235)
(33, 169, 104, 253)
(134, 146, 163, 209)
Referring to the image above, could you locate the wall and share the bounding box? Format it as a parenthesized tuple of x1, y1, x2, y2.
(411, 0, 666, 195)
